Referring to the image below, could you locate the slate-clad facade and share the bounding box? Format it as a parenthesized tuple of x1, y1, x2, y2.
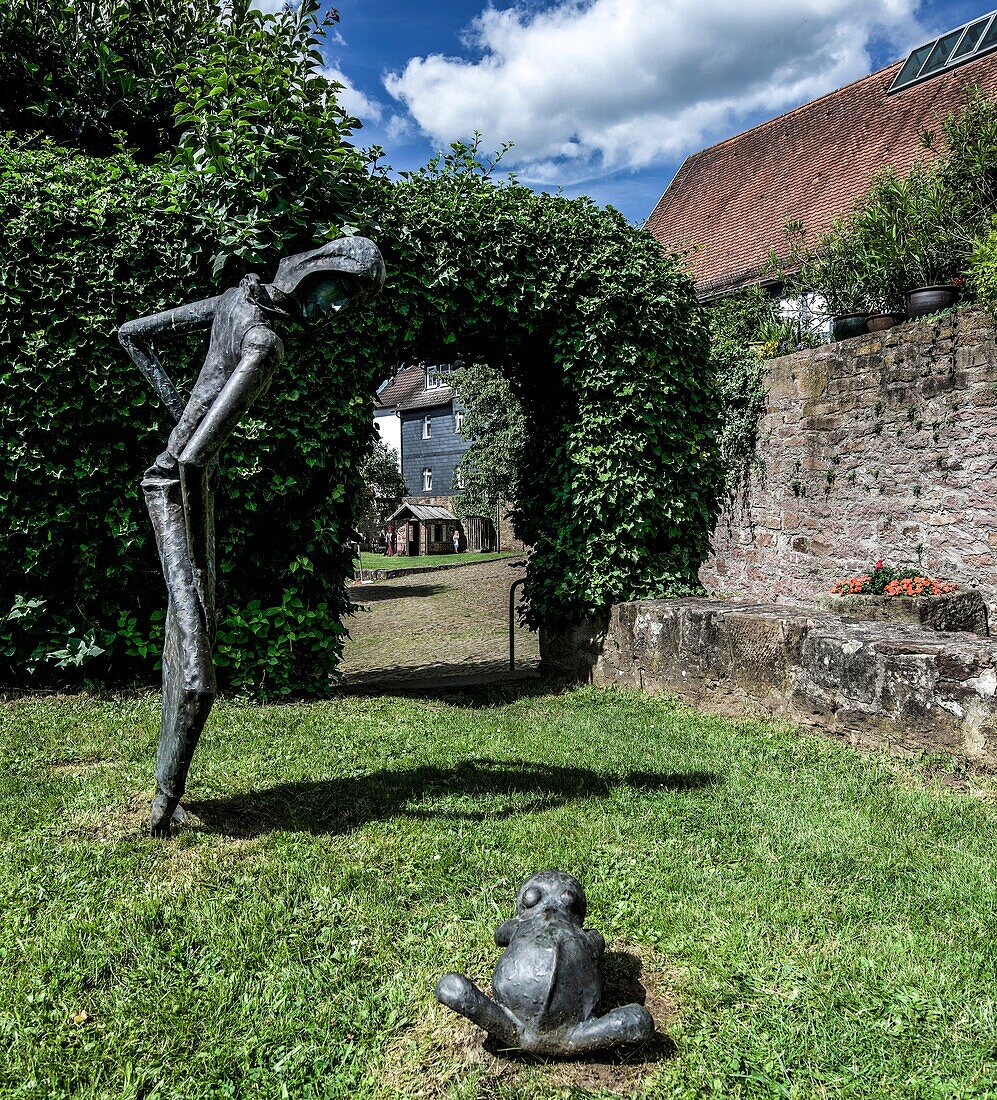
(375, 363, 468, 498)
(400, 400, 465, 498)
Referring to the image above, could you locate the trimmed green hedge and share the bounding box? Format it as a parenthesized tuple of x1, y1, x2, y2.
(0, 141, 376, 693)
(1, 139, 718, 691)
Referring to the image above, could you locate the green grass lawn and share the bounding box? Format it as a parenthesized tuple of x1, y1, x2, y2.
(2, 685, 997, 1099)
(359, 551, 519, 572)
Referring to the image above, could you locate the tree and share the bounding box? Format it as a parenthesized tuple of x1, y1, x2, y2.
(450, 362, 525, 520)
(356, 438, 407, 548)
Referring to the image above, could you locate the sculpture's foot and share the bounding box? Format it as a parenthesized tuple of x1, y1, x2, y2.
(149, 792, 189, 837)
(561, 1004, 655, 1054)
(435, 974, 522, 1048)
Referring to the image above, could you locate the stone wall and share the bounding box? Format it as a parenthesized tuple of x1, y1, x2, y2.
(545, 598, 997, 768)
(702, 307, 997, 620)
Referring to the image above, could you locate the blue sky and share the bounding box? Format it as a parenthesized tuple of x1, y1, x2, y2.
(318, 0, 997, 223)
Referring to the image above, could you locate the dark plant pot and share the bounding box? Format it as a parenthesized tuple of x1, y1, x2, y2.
(866, 313, 899, 333)
(831, 313, 870, 341)
(906, 285, 959, 318)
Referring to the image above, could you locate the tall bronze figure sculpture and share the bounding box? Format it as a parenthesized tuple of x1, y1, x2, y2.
(119, 237, 385, 836)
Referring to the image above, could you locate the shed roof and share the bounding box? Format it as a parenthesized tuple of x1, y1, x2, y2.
(388, 503, 459, 523)
(375, 365, 425, 409)
(644, 51, 997, 297)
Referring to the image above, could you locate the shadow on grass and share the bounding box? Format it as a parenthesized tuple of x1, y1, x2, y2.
(335, 662, 547, 700)
(189, 759, 720, 837)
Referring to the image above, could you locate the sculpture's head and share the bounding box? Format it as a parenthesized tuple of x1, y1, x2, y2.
(271, 236, 386, 326)
(516, 870, 586, 924)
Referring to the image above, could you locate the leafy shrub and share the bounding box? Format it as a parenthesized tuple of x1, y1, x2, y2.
(1, 128, 718, 685)
(0, 140, 376, 692)
(785, 90, 997, 316)
(969, 217, 997, 302)
(791, 163, 965, 315)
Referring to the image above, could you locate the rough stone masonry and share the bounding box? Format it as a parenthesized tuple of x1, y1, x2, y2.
(582, 599, 997, 768)
(701, 307, 997, 621)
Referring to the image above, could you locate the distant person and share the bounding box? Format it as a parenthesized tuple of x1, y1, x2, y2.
(453, 530, 461, 554)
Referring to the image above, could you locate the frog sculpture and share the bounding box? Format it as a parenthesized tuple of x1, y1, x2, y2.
(435, 870, 654, 1056)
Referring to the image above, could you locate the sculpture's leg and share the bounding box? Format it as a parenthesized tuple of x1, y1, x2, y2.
(143, 474, 216, 837)
(435, 974, 523, 1048)
(561, 1005, 654, 1053)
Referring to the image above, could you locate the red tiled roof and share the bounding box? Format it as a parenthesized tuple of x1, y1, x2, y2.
(645, 52, 997, 297)
(375, 365, 454, 411)
(375, 365, 424, 408)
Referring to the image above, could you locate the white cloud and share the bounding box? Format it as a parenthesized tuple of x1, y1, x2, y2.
(384, 0, 926, 183)
(322, 66, 384, 123)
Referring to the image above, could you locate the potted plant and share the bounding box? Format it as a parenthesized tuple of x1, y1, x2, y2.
(793, 228, 874, 340)
(906, 279, 962, 318)
(862, 163, 967, 317)
(823, 560, 988, 634)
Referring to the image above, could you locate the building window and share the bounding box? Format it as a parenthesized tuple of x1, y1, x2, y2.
(455, 467, 465, 490)
(454, 410, 464, 435)
(422, 467, 433, 492)
(422, 415, 431, 439)
(426, 368, 439, 390)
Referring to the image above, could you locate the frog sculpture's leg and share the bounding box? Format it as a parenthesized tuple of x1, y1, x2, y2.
(143, 467, 216, 837)
(560, 1004, 655, 1054)
(435, 974, 523, 1048)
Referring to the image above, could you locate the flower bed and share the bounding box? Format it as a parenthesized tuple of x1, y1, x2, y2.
(824, 562, 989, 635)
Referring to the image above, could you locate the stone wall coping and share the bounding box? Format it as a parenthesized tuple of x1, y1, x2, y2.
(619, 597, 997, 656)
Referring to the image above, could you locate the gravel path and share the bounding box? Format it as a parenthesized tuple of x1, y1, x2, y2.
(338, 557, 540, 688)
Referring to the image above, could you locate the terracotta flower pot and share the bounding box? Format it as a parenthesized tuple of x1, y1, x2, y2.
(906, 285, 959, 319)
(831, 313, 870, 341)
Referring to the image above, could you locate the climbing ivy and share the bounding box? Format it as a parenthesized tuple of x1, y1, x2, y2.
(707, 286, 804, 500)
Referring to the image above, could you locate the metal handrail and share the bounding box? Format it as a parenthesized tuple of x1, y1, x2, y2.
(509, 577, 526, 671)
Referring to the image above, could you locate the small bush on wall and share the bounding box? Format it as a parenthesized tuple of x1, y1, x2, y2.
(790, 88, 997, 316)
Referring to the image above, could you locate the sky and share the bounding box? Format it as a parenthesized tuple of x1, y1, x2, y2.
(313, 0, 997, 223)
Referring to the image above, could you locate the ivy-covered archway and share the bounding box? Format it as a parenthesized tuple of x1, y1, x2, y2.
(0, 140, 718, 693)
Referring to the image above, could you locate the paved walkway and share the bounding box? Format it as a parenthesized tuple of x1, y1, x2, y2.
(338, 557, 541, 690)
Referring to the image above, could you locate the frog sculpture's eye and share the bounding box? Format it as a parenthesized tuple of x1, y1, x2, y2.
(521, 885, 542, 908)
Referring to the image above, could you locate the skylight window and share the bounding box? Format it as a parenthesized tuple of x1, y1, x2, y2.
(889, 10, 997, 94)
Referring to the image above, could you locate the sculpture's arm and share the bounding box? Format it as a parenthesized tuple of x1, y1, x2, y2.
(177, 327, 284, 470)
(117, 296, 223, 423)
(495, 918, 520, 947)
(584, 928, 606, 956)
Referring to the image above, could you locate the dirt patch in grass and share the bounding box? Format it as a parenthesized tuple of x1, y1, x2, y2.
(382, 943, 679, 1098)
(46, 756, 119, 775)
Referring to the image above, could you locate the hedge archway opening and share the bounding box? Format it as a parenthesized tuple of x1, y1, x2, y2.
(0, 141, 719, 693)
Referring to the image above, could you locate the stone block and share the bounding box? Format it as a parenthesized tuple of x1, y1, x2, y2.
(560, 597, 997, 768)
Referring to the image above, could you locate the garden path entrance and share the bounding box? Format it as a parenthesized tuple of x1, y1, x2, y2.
(337, 556, 540, 691)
